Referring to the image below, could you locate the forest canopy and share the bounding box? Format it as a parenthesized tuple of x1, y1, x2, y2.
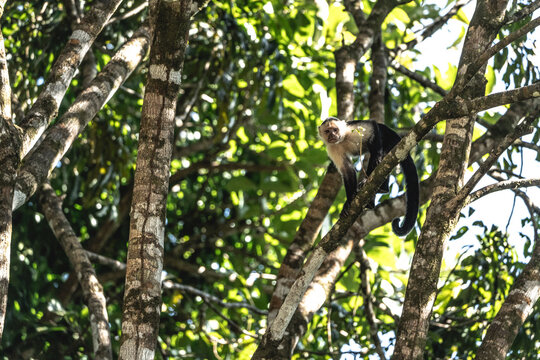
(0, 0, 539, 359)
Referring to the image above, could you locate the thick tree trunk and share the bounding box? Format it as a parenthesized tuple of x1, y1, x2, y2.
(0, 0, 17, 338)
(118, 1, 195, 359)
(392, 1, 511, 358)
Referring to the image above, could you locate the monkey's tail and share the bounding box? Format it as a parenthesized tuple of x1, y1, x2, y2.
(391, 154, 419, 236)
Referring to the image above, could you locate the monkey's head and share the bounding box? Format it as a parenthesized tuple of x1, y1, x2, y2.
(318, 117, 346, 144)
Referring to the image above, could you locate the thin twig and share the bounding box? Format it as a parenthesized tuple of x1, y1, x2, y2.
(106, 1, 148, 26)
(391, 62, 447, 96)
(163, 280, 267, 315)
(458, 117, 536, 203)
(401, 0, 470, 52)
(203, 297, 260, 339)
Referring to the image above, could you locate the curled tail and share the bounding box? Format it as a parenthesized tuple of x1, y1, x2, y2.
(391, 154, 419, 236)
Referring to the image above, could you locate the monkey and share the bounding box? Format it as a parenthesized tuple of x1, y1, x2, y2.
(318, 117, 419, 236)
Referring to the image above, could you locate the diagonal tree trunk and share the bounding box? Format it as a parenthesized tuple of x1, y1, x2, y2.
(39, 183, 112, 360)
(17, 0, 123, 157)
(255, 1, 415, 357)
(13, 25, 151, 210)
(266, 0, 404, 332)
(1, 3, 122, 337)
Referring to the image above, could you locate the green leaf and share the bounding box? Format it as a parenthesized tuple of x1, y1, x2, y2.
(454, 8, 469, 24)
(387, 7, 410, 25)
(225, 177, 257, 192)
(485, 65, 495, 94)
(449, 26, 466, 49)
(282, 73, 305, 98)
(368, 246, 396, 268)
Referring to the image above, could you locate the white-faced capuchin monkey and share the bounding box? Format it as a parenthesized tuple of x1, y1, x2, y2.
(318, 117, 419, 236)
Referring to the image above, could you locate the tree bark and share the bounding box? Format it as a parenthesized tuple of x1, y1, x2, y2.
(13, 25, 150, 210)
(368, 34, 387, 123)
(118, 1, 197, 359)
(39, 183, 112, 360)
(267, 165, 341, 326)
(17, 0, 123, 157)
(0, 0, 18, 339)
(264, 0, 402, 343)
(393, 1, 509, 358)
(476, 194, 540, 359)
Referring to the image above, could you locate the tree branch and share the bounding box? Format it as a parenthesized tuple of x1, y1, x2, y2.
(456, 117, 536, 203)
(163, 280, 267, 315)
(106, 1, 148, 25)
(343, 0, 365, 27)
(401, 0, 470, 52)
(391, 62, 447, 96)
(467, 178, 540, 205)
(467, 81, 540, 114)
(515, 139, 540, 154)
(39, 183, 112, 360)
(505, 1, 540, 24)
(18, 0, 123, 157)
(13, 25, 151, 211)
(356, 246, 386, 360)
(85, 251, 127, 272)
(453, 16, 540, 94)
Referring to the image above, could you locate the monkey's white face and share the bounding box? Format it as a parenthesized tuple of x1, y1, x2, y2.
(318, 119, 346, 144)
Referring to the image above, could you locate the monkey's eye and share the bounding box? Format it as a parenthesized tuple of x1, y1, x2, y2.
(325, 130, 329, 133)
